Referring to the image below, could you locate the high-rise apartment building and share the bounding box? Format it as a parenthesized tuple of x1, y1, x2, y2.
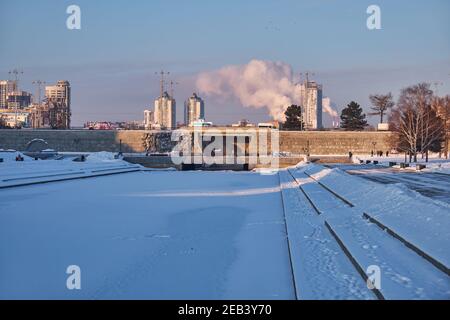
(184, 93, 205, 127)
(45, 80, 71, 106)
(298, 81, 323, 130)
(154, 91, 176, 130)
(45, 80, 71, 128)
(0, 80, 15, 109)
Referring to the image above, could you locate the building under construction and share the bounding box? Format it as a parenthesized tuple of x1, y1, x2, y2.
(298, 79, 323, 130)
(29, 100, 70, 129)
(29, 80, 71, 129)
(43, 80, 71, 129)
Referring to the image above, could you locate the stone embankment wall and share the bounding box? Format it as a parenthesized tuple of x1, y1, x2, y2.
(0, 129, 427, 156)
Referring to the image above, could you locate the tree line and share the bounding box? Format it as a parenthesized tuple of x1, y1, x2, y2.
(282, 83, 450, 161)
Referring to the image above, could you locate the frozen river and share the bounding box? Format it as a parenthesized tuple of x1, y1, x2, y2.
(0, 170, 295, 299)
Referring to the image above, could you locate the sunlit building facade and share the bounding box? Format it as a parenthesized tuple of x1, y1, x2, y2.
(154, 91, 176, 130)
(184, 93, 205, 127)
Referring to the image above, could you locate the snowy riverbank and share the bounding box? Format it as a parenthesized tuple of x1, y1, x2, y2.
(353, 154, 450, 174)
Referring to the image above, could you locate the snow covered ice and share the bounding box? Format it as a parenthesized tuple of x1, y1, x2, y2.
(0, 153, 294, 299)
(0, 152, 449, 299)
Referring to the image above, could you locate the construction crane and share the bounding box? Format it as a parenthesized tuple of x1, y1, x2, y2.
(155, 70, 170, 98)
(32, 80, 46, 105)
(8, 68, 23, 90)
(169, 80, 179, 98)
(300, 71, 315, 85)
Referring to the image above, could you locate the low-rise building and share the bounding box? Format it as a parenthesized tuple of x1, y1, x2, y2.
(144, 110, 154, 130)
(7, 91, 32, 109)
(0, 109, 30, 128)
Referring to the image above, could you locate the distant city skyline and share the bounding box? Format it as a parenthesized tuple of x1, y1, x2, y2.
(1, 0, 449, 126)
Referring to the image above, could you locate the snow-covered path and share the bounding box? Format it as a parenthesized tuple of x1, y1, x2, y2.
(278, 171, 375, 300)
(0, 170, 296, 300)
(285, 164, 450, 299)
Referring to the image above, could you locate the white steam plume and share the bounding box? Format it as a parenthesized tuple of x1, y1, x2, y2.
(322, 97, 338, 118)
(195, 60, 303, 121)
(322, 97, 340, 128)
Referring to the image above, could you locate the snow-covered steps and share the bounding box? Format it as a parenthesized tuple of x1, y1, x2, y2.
(303, 165, 450, 274)
(289, 168, 450, 299)
(278, 170, 375, 300)
(360, 213, 449, 276)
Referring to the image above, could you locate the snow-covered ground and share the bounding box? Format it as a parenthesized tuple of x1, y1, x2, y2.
(0, 154, 449, 300)
(343, 167, 450, 205)
(353, 154, 450, 174)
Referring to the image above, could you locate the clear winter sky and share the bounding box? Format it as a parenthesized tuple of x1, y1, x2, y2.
(0, 0, 449, 126)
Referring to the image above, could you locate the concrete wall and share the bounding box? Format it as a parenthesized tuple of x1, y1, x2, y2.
(0, 130, 145, 153)
(0, 129, 403, 155)
(279, 131, 396, 155)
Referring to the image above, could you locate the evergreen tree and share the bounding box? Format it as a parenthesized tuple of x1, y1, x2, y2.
(340, 101, 368, 131)
(283, 105, 304, 131)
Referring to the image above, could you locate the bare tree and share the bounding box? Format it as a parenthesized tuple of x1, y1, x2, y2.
(419, 104, 445, 162)
(389, 83, 445, 162)
(369, 93, 395, 124)
(433, 95, 450, 158)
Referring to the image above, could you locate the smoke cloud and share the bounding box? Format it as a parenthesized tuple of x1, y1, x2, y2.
(322, 97, 338, 118)
(322, 97, 340, 128)
(196, 59, 339, 124)
(196, 60, 302, 121)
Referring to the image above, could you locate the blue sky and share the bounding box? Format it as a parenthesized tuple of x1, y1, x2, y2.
(1, 0, 449, 126)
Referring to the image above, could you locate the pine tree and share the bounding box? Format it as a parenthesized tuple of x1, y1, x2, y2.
(283, 105, 304, 131)
(340, 101, 368, 131)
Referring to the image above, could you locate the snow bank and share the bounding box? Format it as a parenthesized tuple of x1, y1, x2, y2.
(0, 151, 139, 188)
(425, 161, 450, 174)
(86, 151, 119, 162)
